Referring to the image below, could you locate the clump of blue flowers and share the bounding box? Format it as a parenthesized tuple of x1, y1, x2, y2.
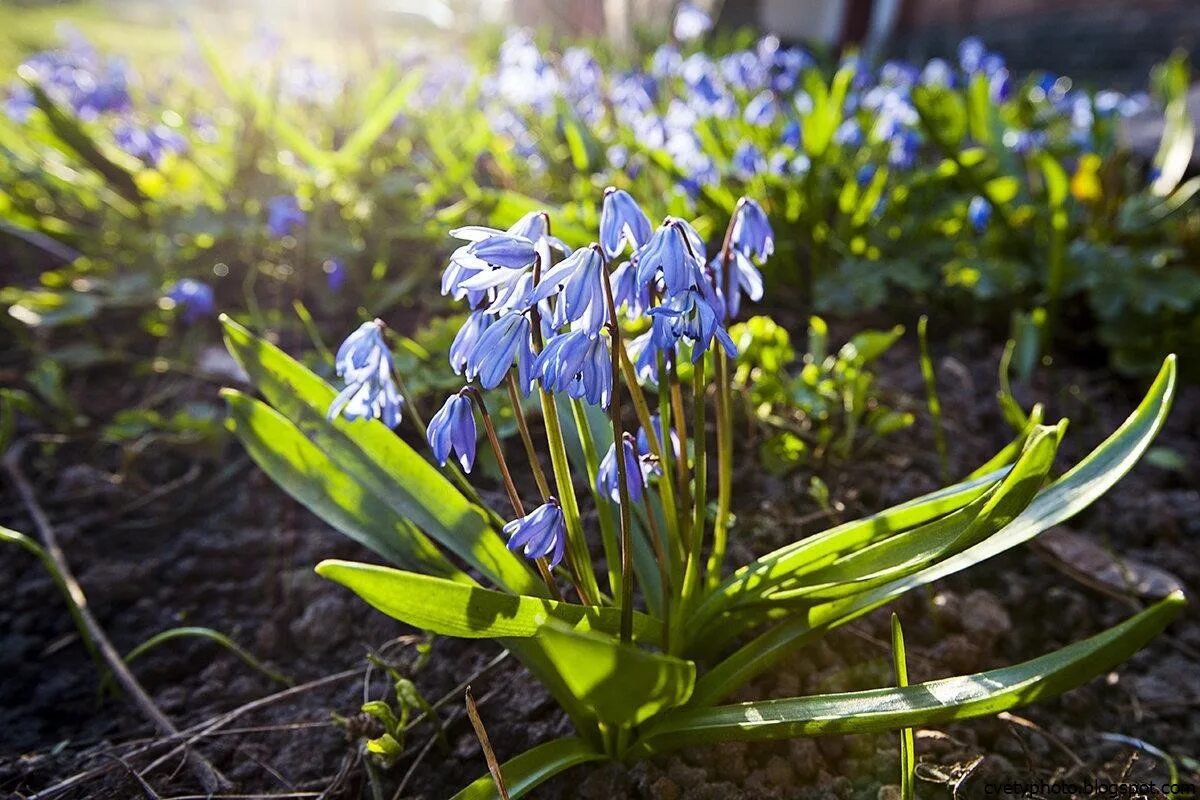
(328, 189, 774, 612)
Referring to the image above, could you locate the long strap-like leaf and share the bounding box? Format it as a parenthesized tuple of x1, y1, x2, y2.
(634, 591, 1184, 755)
(450, 737, 606, 800)
(691, 357, 1176, 706)
(222, 316, 542, 596)
(316, 560, 664, 645)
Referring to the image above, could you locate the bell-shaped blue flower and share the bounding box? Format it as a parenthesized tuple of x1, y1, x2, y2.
(711, 249, 764, 319)
(596, 434, 644, 504)
(730, 198, 774, 261)
(648, 289, 737, 363)
(450, 311, 493, 374)
(636, 414, 680, 476)
(600, 188, 652, 259)
(533, 330, 612, 408)
(968, 196, 992, 233)
(328, 320, 404, 428)
(165, 278, 214, 324)
(635, 218, 706, 297)
(427, 392, 477, 472)
(503, 499, 566, 567)
(464, 311, 536, 392)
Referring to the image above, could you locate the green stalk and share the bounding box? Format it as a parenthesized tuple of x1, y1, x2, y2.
(655, 352, 685, 578)
(917, 315, 950, 482)
(619, 346, 681, 563)
(678, 355, 708, 622)
(706, 347, 734, 588)
(539, 387, 600, 606)
(528, 249, 599, 606)
(569, 398, 622, 601)
(506, 373, 552, 499)
(599, 259, 636, 643)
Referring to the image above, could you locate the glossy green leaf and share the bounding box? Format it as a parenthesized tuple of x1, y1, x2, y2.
(691, 357, 1176, 705)
(223, 391, 467, 581)
(689, 467, 1005, 634)
(221, 316, 542, 596)
(450, 737, 606, 800)
(636, 592, 1184, 754)
(770, 424, 1061, 602)
(533, 624, 695, 728)
(316, 560, 663, 645)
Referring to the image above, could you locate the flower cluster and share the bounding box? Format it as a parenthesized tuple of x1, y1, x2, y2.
(328, 190, 773, 569)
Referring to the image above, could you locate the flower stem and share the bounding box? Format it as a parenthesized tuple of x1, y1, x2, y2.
(506, 373, 552, 499)
(569, 397, 622, 602)
(600, 259, 636, 644)
(529, 252, 600, 606)
(668, 358, 692, 548)
(679, 355, 708, 615)
(707, 348, 734, 589)
(467, 388, 562, 601)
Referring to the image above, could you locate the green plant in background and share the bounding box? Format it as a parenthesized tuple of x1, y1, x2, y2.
(731, 314, 913, 473)
(221, 188, 1183, 798)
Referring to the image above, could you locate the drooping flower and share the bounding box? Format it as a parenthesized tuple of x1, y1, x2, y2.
(165, 278, 214, 323)
(266, 195, 306, 239)
(503, 499, 566, 567)
(968, 196, 992, 233)
(427, 392, 477, 472)
(730, 198, 774, 261)
(600, 188, 652, 259)
(328, 320, 404, 428)
(464, 311, 535, 392)
(450, 311, 493, 374)
(648, 288, 737, 362)
(636, 414, 680, 475)
(712, 249, 764, 318)
(533, 330, 612, 407)
(635, 218, 706, 296)
(597, 434, 644, 504)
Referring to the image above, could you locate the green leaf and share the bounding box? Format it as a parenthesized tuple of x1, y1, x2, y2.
(223, 391, 467, 580)
(690, 357, 1176, 706)
(450, 737, 606, 800)
(689, 467, 1005, 632)
(21, 78, 144, 206)
(316, 560, 663, 645)
(765, 422, 1061, 603)
(221, 316, 542, 596)
(892, 615, 915, 800)
(633, 592, 1184, 754)
(532, 625, 695, 728)
(336, 72, 422, 166)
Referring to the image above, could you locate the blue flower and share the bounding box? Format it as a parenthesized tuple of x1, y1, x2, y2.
(635, 218, 706, 297)
(673, 3, 713, 42)
(600, 188, 652, 259)
(834, 119, 862, 147)
(324, 258, 346, 292)
(744, 91, 776, 126)
(649, 289, 737, 362)
(113, 121, 186, 167)
(781, 118, 802, 148)
(636, 414, 680, 473)
(533, 330, 612, 407)
(450, 310, 493, 375)
(503, 499, 566, 567)
(165, 279, 214, 323)
(539, 245, 609, 335)
(732, 141, 766, 180)
(968, 196, 992, 233)
(427, 392, 477, 472)
(266, 195, 306, 239)
(731, 198, 774, 261)
(958, 37, 986, 74)
(328, 320, 404, 428)
(464, 312, 535, 391)
(597, 434, 644, 504)
(712, 249, 764, 318)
